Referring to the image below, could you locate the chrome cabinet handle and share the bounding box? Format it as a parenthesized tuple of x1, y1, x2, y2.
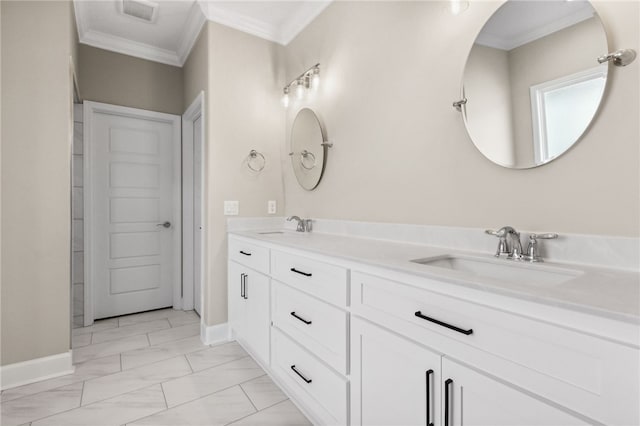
(240, 273, 246, 299)
(444, 378, 453, 426)
(156, 221, 171, 228)
(426, 369, 434, 426)
(243, 274, 248, 300)
(290, 268, 312, 277)
(290, 365, 312, 384)
(290, 312, 312, 325)
(414, 311, 473, 335)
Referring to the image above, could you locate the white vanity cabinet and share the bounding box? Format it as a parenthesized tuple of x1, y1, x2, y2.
(227, 233, 639, 426)
(351, 317, 588, 426)
(227, 240, 270, 364)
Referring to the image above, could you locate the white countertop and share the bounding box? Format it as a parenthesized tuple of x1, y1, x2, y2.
(229, 229, 640, 324)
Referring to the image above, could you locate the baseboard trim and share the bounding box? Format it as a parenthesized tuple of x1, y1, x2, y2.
(0, 351, 75, 390)
(200, 321, 229, 345)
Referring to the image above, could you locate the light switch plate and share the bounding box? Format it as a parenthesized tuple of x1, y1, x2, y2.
(224, 200, 239, 216)
(268, 200, 277, 214)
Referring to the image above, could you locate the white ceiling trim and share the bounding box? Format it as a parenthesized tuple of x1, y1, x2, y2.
(79, 28, 183, 66)
(476, 6, 595, 51)
(199, 1, 330, 46)
(74, 0, 205, 67)
(177, 3, 207, 65)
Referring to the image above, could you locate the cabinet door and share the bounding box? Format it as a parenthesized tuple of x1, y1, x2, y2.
(442, 359, 589, 426)
(227, 261, 246, 339)
(351, 317, 442, 426)
(243, 270, 270, 364)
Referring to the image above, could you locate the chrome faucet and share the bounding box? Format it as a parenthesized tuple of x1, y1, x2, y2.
(485, 226, 523, 260)
(287, 216, 312, 232)
(486, 227, 558, 262)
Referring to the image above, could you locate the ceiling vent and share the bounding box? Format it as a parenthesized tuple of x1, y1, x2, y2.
(120, 0, 159, 23)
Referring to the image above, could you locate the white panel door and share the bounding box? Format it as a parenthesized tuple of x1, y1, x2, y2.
(86, 102, 180, 320)
(351, 317, 442, 426)
(442, 358, 589, 426)
(193, 115, 203, 316)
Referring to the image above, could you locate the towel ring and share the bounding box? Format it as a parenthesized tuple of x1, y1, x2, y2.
(247, 150, 265, 172)
(288, 150, 316, 170)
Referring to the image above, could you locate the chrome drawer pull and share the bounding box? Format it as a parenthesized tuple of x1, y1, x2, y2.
(290, 311, 312, 325)
(290, 267, 312, 277)
(414, 311, 473, 335)
(290, 365, 312, 383)
(240, 273, 246, 299)
(239, 250, 252, 256)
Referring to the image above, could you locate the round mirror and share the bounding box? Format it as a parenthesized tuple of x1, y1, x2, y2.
(290, 108, 327, 190)
(461, 0, 608, 168)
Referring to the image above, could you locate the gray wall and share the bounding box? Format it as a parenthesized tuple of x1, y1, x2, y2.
(78, 44, 184, 115)
(1, 0, 77, 365)
(282, 1, 639, 237)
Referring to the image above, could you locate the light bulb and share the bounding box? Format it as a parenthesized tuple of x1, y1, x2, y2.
(311, 72, 320, 90)
(281, 87, 290, 108)
(295, 80, 305, 99)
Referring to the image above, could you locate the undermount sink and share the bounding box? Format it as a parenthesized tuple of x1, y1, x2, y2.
(411, 255, 582, 286)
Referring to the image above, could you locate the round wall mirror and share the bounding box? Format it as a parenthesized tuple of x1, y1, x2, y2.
(290, 108, 328, 190)
(461, 0, 608, 169)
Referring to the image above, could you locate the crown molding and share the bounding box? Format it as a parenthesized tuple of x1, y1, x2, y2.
(177, 2, 207, 65)
(80, 29, 182, 66)
(476, 6, 595, 51)
(73, 0, 331, 67)
(201, 1, 331, 46)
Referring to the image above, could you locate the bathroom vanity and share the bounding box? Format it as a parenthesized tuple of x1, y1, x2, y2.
(227, 228, 639, 426)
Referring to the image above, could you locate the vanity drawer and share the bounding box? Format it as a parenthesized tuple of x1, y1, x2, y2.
(272, 281, 348, 374)
(271, 250, 348, 307)
(228, 237, 269, 274)
(271, 327, 348, 425)
(351, 271, 639, 425)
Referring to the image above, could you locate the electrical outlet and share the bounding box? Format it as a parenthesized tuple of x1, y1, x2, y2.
(268, 200, 277, 215)
(224, 200, 239, 216)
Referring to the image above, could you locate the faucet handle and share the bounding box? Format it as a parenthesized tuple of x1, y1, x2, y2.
(526, 233, 558, 262)
(530, 233, 558, 240)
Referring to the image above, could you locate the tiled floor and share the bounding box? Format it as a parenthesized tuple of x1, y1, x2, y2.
(1, 308, 311, 426)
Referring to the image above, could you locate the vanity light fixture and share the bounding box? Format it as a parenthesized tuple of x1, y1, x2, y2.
(281, 63, 320, 108)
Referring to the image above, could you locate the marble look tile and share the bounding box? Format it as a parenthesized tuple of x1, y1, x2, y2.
(72, 219, 83, 250)
(0, 382, 83, 426)
(229, 400, 311, 426)
(72, 318, 118, 336)
(81, 356, 191, 405)
(71, 333, 91, 348)
(72, 253, 84, 285)
(162, 356, 264, 407)
(147, 322, 199, 346)
(1, 355, 122, 403)
(186, 341, 247, 372)
(73, 316, 84, 329)
(121, 336, 207, 370)
(91, 319, 170, 344)
(32, 385, 166, 426)
(239, 375, 287, 410)
(118, 309, 191, 327)
(73, 334, 148, 364)
(130, 385, 255, 426)
(167, 311, 200, 327)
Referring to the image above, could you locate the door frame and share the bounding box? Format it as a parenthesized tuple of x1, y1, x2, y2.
(181, 92, 205, 315)
(83, 101, 182, 326)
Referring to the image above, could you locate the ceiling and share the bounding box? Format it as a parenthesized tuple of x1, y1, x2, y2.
(74, 0, 331, 67)
(475, 0, 595, 51)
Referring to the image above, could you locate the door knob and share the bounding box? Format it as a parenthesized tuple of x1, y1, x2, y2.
(156, 221, 171, 228)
